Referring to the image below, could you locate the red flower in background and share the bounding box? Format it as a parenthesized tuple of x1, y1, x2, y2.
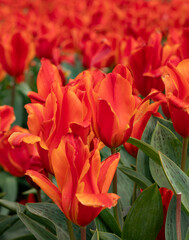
(0, 31, 35, 82)
(0, 105, 15, 132)
(26, 134, 120, 226)
(156, 188, 173, 240)
(162, 59, 189, 138)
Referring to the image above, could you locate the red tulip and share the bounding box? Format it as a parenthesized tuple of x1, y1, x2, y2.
(26, 134, 120, 226)
(0, 105, 15, 132)
(162, 59, 189, 138)
(0, 31, 35, 82)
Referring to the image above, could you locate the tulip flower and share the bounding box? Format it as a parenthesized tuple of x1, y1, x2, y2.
(89, 65, 136, 148)
(0, 126, 42, 177)
(0, 31, 35, 82)
(162, 59, 189, 138)
(124, 97, 162, 158)
(26, 134, 120, 226)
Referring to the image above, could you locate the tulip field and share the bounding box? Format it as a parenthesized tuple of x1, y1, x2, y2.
(0, 0, 189, 239)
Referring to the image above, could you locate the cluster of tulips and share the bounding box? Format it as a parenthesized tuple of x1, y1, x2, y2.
(0, 0, 189, 240)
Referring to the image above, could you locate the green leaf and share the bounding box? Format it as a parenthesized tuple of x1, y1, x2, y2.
(159, 152, 189, 214)
(16, 82, 31, 97)
(136, 116, 158, 182)
(118, 165, 152, 189)
(0, 215, 18, 235)
(165, 195, 189, 240)
(185, 227, 189, 240)
(122, 183, 163, 240)
(17, 212, 57, 240)
(150, 122, 182, 188)
(0, 172, 17, 214)
(98, 231, 121, 240)
(91, 231, 100, 240)
(127, 137, 160, 165)
(0, 199, 18, 212)
(0, 218, 35, 240)
(0, 192, 5, 198)
(97, 209, 121, 237)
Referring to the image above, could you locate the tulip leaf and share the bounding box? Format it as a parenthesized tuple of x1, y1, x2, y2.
(150, 122, 182, 188)
(127, 137, 160, 165)
(165, 195, 189, 240)
(0, 172, 17, 214)
(185, 227, 189, 240)
(26, 202, 94, 239)
(0, 199, 18, 212)
(122, 183, 163, 240)
(91, 231, 100, 240)
(0, 218, 36, 240)
(118, 165, 152, 189)
(95, 231, 121, 240)
(0, 215, 18, 235)
(159, 152, 189, 214)
(97, 209, 121, 237)
(17, 212, 57, 240)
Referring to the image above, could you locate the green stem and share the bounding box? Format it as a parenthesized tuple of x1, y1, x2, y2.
(66, 218, 76, 240)
(80, 226, 86, 240)
(132, 182, 137, 203)
(36, 189, 42, 202)
(176, 193, 182, 240)
(181, 138, 188, 172)
(11, 79, 16, 107)
(111, 147, 121, 229)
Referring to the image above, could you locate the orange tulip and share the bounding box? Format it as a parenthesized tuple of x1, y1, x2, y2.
(162, 59, 189, 138)
(26, 134, 120, 226)
(89, 65, 136, 148)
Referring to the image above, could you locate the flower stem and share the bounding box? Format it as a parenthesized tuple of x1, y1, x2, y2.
(66, 218, 76, 240)
(80, 226, 86, 240)
(11, 79, 16, 107)
(176, 193, 182, 240)
(111, 147, 121, 229)
(36, 189, 42, 202)
(181, 138, 188, 172)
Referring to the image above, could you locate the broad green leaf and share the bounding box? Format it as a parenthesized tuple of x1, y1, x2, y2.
(159, 152, 189, 214)
(98, 231, 121, 240)
(0, 172, 17, 214)
(0, 199, 18, 212)
(0, 218, 35, 240)
(97, 209, 121, 237)
(122, 184, 163, 240)
(150, 122, 182, 188)
(0, 215, 18, 235)
(118, 165, 152, 189)
(185, 227, 189, 240)
(165, 195, 189, 240)
(136, 116, 158, 182)
(16, 82, 32, 97)
(0, 192, 5, 198)
(26, 202, 94, 239)
(18, 212, 57, 240)
(91, 231, 100, 240)
(127, 137, 160, 165)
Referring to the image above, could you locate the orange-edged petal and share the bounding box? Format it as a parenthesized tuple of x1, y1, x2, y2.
(25, 103, 44, 136)
(26, 170, 62, 211)
(37, 58, 62, 99)
(98, 153, 120, 193)
(76, 192, 120, 208)
(9, 132, 41, 147)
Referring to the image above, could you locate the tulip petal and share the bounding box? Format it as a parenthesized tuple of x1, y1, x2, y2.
(98, 153, 120, 193)
(76, 192, 120, 208)
(26, 170, 62, 211)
